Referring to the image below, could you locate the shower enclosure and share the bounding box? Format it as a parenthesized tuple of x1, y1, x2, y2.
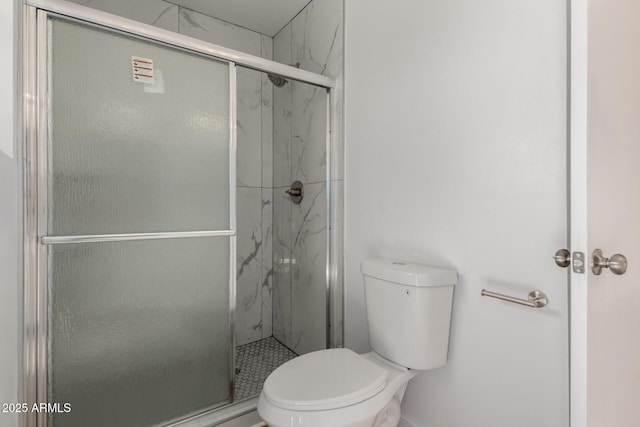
(22, 2, 339, 426)
(233, 64, 332, 400)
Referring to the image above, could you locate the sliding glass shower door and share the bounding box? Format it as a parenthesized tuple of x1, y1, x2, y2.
(41, 16, 235, 427)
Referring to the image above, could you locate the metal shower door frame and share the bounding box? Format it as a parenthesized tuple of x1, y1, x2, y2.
(22, 1, 339, 426)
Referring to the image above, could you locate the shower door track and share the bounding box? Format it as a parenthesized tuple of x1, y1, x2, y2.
(24, 0, 336, 90)
(22, 1, 339, 427)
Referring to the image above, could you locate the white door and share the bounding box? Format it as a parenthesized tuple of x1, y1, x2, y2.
(570, 0, 640, 426)
(345, 1, 570, 426)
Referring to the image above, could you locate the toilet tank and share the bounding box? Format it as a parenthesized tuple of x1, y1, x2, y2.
(361, 259, 457, 370)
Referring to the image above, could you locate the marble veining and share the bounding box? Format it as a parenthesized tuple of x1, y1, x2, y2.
(290, 182, 327, 354)
(272, 180, 327, 353)
(292, 84, 327, 184)
(178, 8, 262, 56)
(236, 67, 263, 188)
(289, 0, 344, 183)
(273, 23, 293, 189)
(291, 1, 343, 78)
(69, 0, 180, 33)
(261, 190, 274, 338)
(236, 188, 263, 345)
(261, 36, 275, 189)
(272, 185, 293, 347)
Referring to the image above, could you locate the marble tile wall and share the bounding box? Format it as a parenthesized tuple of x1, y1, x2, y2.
(68, 0, 179, 32)
(235, 188, 263, 345)
(290, 182, 327, 354)
(67, 0, 276, 346)
(272, 0, 344, 354)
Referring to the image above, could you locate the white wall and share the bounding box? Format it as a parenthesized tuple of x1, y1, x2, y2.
(0, 1, 19, 426)
(344, 1, 568, 426)
(586, 0, 640, 425)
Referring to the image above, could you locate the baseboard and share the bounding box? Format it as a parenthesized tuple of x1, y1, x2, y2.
(398, 415, 419, 427)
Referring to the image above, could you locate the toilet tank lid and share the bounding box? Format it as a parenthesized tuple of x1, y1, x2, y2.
(361, 259, 457, 287)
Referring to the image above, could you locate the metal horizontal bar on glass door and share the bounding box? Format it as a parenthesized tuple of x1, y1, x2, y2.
(26, 0, 335, 89)
(40, 230, 235, 245)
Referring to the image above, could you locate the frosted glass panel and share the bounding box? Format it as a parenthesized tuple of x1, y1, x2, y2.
(48, 18, 230, 235)
(48, 238, 230, 427)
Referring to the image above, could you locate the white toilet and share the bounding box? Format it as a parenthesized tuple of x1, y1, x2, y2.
(257, 259, 457, 427)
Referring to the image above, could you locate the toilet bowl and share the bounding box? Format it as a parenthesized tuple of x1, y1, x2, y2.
(258, 259, 457, 427)
(257, 349, 417, 427)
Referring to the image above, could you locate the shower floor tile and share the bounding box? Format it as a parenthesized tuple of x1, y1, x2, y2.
(234, 336, 298, 401)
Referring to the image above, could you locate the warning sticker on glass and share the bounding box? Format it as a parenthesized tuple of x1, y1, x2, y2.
(132, 56, 154, 83)
(144, 69, 165, 94)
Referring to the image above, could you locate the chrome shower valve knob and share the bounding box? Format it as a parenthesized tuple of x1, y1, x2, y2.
(285, 181, 304, 204)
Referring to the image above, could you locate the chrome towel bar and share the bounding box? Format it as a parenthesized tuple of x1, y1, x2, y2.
(481, 289, 548, 308)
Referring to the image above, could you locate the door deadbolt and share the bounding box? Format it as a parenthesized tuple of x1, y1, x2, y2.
(592, 249, 628, 275)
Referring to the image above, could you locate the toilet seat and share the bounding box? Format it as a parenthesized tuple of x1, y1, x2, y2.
(262, 348, 387, 411)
